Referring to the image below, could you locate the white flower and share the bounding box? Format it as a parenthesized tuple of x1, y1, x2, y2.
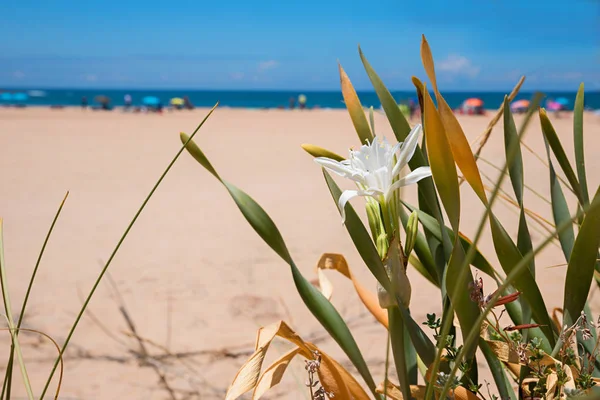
(315, 124, 431, 222)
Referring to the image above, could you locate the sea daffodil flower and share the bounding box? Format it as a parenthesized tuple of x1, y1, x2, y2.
(315, 124, 432, 222)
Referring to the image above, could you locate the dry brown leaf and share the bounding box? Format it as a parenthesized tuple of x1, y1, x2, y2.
(253, 348, 300, 399)
(226, 320, 368, 400)
(316, 253, 389, 328)
(552, 308, 564, 331)
(376, 381, 481, 400)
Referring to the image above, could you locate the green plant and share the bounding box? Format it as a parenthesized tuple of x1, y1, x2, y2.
(180, 36, 600, 400)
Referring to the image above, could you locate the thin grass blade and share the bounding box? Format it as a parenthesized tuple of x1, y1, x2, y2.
(39, 104, 219, 399)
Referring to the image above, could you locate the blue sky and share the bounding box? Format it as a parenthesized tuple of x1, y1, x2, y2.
(1, 0, 598, 91)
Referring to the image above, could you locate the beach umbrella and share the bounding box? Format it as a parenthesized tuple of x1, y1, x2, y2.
(511, 99, 530, 111)
(546, 101, 562, 111)
(555, 97, 569, 106)
(142, 96, 161, 106)
(170, 97, 184, 106)
(12, 92, 28, 101)
(94, 95, 111, 105)
(464, 98, 484, 107)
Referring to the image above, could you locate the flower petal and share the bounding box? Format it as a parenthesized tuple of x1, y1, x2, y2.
(315, 157, 365, 184)
(385, 166, 432, 200)
(338, 189, 382, 223)
(392, 124, 423, 177)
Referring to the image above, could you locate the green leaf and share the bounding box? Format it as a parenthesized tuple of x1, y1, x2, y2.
(300, 144, 345, 162)
(339, 63, 373, 144)
(543, 136, 575, 262)
(479, 339, 516, 400)
(539, 108, 584, 206)
(182, 135, 379, 397)
(399, 307, 436, 366)
(399, 208, 438, 287)
(421, 36, 488, 204)
(573, 83, 589, 205)
(422, 86, 460, 230)
(503, 97, 535, 330)
(503, 97, 525, 204)
(489, 216, 556, 345)
(358, 47, 412, 141)
(389, 308, 411, 400)
(563, 187, 600, 327)
(402, 202, 498, 280)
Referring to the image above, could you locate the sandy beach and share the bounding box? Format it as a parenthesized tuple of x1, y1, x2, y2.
(0, 107, 599, 399)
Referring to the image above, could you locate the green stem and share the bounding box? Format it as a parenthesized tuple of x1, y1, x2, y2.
(389, 307, 411, 400)
(384, 329, 390, 399)
(39, 104, 218, 399)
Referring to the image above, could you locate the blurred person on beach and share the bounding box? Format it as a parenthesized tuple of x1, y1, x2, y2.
(124, 94, 132, 110)
(298, 94, 307, 109)
(81, 96, 88, 109)
(409, 99, 417, 120)
(289, 96, 296, 110)
(183, 96, 194, 110)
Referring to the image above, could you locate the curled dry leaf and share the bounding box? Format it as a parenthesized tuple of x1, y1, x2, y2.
(315, 253, 389, 328)
(376, 380, 481, 400)
(225, 320, 370, 400)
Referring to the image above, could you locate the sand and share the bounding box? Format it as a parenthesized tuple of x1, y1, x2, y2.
(0, 107, 599, 399)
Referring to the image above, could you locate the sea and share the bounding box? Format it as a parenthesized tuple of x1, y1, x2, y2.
(2, 88, 600, 110)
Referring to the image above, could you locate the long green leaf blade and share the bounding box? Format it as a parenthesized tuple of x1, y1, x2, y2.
(539, 109, 584, 206)
(503, 97, 535, 333)
(479, 338, 516, 400)
(543, 137, 575, 261)
(573, 83, 589, 205)
(339, 64, 373, 144)
(563, 187, 600, 327)
(182, 135, 379, 397)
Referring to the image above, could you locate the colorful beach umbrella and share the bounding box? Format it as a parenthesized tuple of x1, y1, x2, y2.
(546, 101, 562, 111)
(464, 98, 484, 107)
(511, 99, 530, 111)
(555, 97, 569, 106)
(94, 95, 111, 105)
(170, 97, 184, 106)
(12, 92, 28, 101)
(142, 96, 161, 106)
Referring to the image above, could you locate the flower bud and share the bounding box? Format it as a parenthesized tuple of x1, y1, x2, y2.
(405, 210, 419, 257)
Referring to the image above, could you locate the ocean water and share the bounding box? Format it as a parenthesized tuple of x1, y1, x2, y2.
(1, 88, 599, 110)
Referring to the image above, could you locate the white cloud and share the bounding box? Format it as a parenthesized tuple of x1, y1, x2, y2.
(82, 73, 98, 82)
(13, 70, 25, 79)
(258, 60, 279, 71)
(230, 72, 245, 80)
(437, 55, 480, 78)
